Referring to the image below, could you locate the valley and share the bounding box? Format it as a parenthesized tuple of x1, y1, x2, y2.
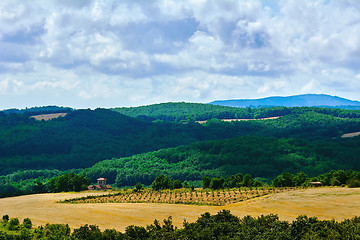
(1, 99, 360, 238)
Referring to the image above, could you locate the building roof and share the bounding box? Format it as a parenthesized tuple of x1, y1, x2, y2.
(309, 181, 322, 184)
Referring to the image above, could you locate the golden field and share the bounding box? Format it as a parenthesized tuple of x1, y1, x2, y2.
(1, 187, 360, 232)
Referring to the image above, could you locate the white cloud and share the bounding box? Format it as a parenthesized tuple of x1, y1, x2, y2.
(1, 0, 360, 109)
(257, 80, 289, 94)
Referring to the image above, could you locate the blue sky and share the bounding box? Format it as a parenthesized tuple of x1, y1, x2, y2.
(1, 0, 360, 109)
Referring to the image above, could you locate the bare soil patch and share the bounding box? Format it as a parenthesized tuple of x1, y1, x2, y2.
(341, 131, 360, 138)
(1, 187, 359, 232)
(30, 113, 67, 121)
(196, 116, 280, 124)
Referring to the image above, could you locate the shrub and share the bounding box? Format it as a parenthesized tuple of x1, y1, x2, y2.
(347, 179, 360, 188)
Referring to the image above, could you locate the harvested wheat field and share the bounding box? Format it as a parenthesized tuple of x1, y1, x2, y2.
(1, 187, 360, 231)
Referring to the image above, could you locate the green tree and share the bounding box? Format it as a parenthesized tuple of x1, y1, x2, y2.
(125, 225, 149, 239)
(209, 177, 224, 190)
(272, 172, 295, 187)
(293, 172, 308, 186)
(2, 215, 9, 224)
(171, 180, 183, 189)
(242, 174, 254, 187)
(151, 175, 171, 190)
(72, 225, 102, 240)
(202, 176, 211, 189)
(48, 173, 90, 192)
(8, 218, 19, 231)
(22, 217, 32, 229)
(134, 182, 143, 192)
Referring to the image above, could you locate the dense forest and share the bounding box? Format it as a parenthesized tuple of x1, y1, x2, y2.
(2, 210, 360, 239)
(0, 108, 209, 175)
(83, 135, 360, 186)
(113, 102, 360, 122)
(1, 106, 360, 176)
(2, 106, 73, 115)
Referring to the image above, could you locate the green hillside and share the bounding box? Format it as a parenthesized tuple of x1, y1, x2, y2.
(1, 106, 360, 176)
(83, 135, 360, 187)
(113, 102, 360, 122)
(0, 109, 205, 175)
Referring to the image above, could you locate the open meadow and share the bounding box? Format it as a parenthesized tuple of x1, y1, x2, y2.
(1, 187, 360, 231)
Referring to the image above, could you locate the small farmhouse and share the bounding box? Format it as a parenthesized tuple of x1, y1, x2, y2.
(88, 177, 112, 190)
(309, 181, 323, 187)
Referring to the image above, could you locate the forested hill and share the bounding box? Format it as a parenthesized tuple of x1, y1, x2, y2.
(1, 106, 360, 175)
(210, 94, 360, 108)
(83, 135, 360, 186)
(1, 105, 73, 115)
(113, 102, 360, 122)
(0, 109, 207, 175)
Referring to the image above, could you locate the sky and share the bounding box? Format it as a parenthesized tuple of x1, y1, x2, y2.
(1, 0, 360, 110)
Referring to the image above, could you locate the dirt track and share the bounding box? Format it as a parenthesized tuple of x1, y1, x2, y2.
(1, 187, 360, 231)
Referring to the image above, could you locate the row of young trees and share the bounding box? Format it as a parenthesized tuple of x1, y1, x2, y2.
(2, 210, 360, 239)
(147, 169, 360, 192)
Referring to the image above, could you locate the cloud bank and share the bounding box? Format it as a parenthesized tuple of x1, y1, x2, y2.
(0, 0, 360, 109)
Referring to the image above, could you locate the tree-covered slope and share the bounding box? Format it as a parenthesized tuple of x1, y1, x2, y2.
(1, 106, 360, 175)
(83, 135, 360, 187)
(113, 102, 360, 122)
(0, 109, 208, 175)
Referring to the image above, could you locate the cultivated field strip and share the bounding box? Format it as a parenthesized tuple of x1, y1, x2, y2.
(59, 187, 297, 206)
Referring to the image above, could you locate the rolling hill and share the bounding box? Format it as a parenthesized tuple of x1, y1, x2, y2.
(210, 94, 360, 108)
(1, 106, 360, 176)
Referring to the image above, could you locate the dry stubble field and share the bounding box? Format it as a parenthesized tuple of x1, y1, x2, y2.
(1, 187, 360, 232)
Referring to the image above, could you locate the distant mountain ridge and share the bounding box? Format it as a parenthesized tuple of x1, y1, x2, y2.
(209, 94, 360, 108)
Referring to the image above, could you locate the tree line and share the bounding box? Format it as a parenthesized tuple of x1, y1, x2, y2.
(2, 210, 360, 239)
(148, 169, 360, 191)
(0, 172, 90, 198)
(1, 168, 360, 199)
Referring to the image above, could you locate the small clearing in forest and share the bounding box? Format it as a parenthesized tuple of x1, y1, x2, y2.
(30, 113, 67, 121)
